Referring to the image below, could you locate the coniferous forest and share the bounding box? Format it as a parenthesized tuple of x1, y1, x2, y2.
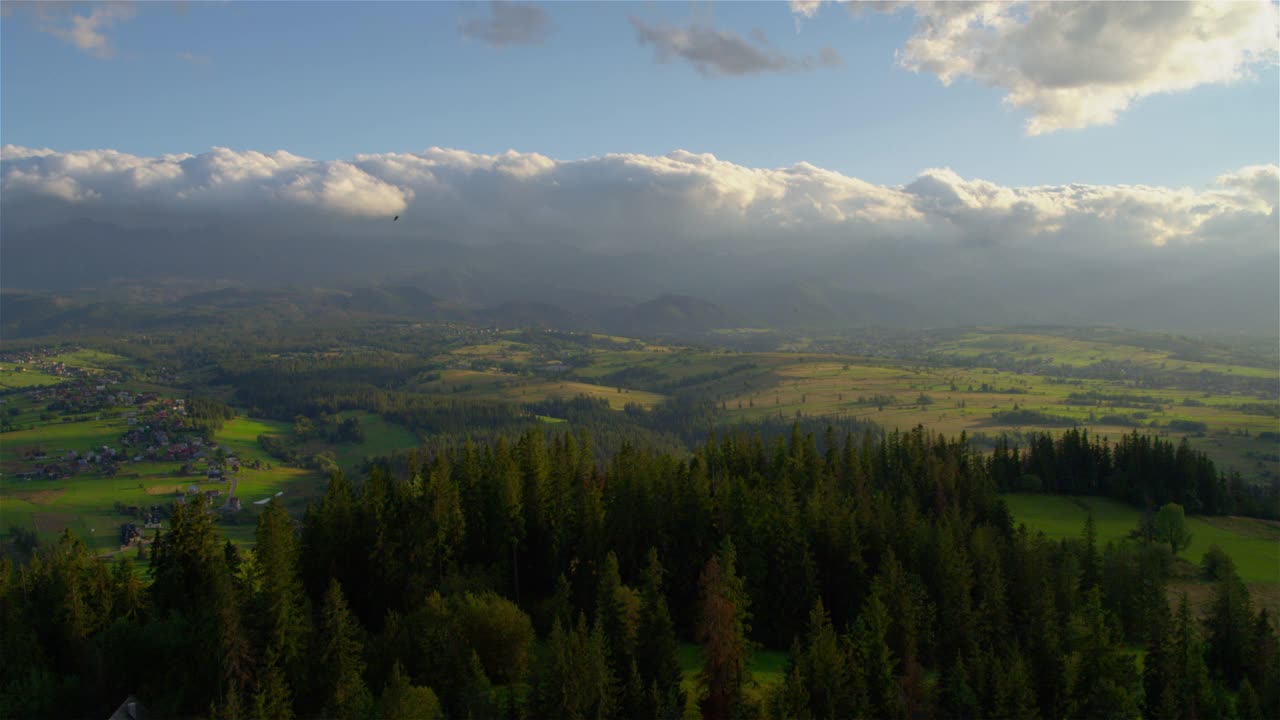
(3, 425, 1277, 720)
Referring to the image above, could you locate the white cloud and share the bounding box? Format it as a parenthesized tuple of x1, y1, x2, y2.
(631, 17, 843, 76)
(876, 0, 1280, 134)
(789, 1, 823, 19)
(1, 145, 1274, 253)
(34, 2, 135, 59)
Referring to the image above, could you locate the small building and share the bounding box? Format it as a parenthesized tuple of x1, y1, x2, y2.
(108, 695, 147, 720)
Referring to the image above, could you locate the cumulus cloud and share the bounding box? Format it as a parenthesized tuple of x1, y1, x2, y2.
(459, 1, 551, 48)
(2, 144, 1274, 255)
(32, 1, 135, 59)
(0, 145, 410, 220)
(791, 1, 824, 19)
(870, 1, 1280, 134)
(631, 17, 843, 76)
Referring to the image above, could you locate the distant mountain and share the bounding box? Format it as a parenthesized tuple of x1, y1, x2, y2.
(331, 286, 469, 321)
(601, 294, 740, 337)
(477, 301, 594, 331)
(3, 215, 1276, 336)
(716, 280, 930, 329)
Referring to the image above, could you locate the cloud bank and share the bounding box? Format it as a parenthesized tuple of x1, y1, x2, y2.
(802, 1, 1280, 134)
(2, 144, 1275, 256)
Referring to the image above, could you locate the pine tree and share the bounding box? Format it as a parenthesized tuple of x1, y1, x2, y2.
(1237, 677, 1263, 720)
(1142, 593, 1177, 720)
(1173, 593, 1213, 717)
(596, 551, 634, 676)
(635, 549, 684, 719)
(531, 615, 617, 720)
(1205, 569, 1253, 687)
(317, 579, 371, 719)
(252, 649, 294, 720)
(110, 555, 146, 622)
(254, 498, 310, 694)
(1062, 588, 1140, 720)
(1081, 513, 1100, 592)
(797, 598, 854, 720)
(697, 539, 752, 720)
(855, 590, 904, 720)
(771, 652, 813, 720)
(939, 655, 979, 720)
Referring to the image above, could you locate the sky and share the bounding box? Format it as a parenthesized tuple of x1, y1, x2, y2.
(2, 0, 1277, 189)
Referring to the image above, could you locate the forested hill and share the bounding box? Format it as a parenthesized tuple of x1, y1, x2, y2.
(4, 426, 1277, 719)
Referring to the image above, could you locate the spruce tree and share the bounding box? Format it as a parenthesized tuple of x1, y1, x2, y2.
(697, 539, 752, 720)
(317, 579, 371, 719)
(635, 548, 684, 719)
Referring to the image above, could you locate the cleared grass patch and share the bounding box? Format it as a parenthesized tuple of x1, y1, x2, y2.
(678, 643, 789, 703)
(1005, 493, 1278, 619)
(1003, 493, 1278, 584)
(301, 412, 421, 470)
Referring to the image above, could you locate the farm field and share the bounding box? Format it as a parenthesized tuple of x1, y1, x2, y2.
(419, 328, 1277, 484)
(709, 358, 1277, 484)
(1004, 493, 1280, 614)
(933, 329, 1277, 378)
(0, 418, 124, 466)
(422, 368, 668, 410)
(0, 364, 66, 389)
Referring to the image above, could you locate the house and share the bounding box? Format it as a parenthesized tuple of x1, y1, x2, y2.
(227, 497, 243, 512)
(119, 524, 141, 545)
(107, 695, 147, 720)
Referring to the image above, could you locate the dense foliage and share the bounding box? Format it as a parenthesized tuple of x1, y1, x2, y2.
(2, 425, 1277, 719)
(991, 428, 1279, 519)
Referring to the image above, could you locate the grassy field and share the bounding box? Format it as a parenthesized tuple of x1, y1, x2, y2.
(933, 330, 1276, 379)
(0, 418, 125, 466)
(51, 349, 138, 371)
(422, 369, 668, 410)
(710, 357, 1277, 485)
(293, 411, 422, 471)
(678, 643, 788, 704)
(423, 330, 1277, 484)
(0, 415, 333, 556)
(1003, 493, 1280, 615)
(0, 364, 67, 389)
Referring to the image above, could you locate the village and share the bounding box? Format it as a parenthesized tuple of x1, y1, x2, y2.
(2, 366, 255, 553)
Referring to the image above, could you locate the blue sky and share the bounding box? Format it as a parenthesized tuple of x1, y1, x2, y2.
(2, 0, 1277, 188)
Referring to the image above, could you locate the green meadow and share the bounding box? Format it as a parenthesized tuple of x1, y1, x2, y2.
(334, 412, 421, 470)
(678, 643, 788, 703)
(0, 364, 66, 389)
(1003, 493, 1280, 615)
(0, 418, 124, 466)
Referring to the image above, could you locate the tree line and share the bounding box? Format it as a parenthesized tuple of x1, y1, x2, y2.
(2, 425, 1277, 719)
(990, 428, 1279, 519)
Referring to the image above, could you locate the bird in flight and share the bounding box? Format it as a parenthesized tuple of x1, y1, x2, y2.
(393, 215, 399, 222)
